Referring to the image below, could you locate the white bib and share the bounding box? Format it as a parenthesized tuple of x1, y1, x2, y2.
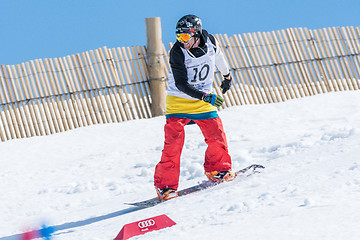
(167, 39, 216, 100)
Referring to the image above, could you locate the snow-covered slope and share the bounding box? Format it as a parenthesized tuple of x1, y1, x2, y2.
(1, 91, 360, 240)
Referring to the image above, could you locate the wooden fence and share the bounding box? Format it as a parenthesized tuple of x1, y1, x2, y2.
(1, 26, 360, 141)
(0, 46, 156, 141)
(210, 26, 360, 108)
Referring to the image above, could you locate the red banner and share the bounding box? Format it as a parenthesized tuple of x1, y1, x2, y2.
(114, 214, 176, 240)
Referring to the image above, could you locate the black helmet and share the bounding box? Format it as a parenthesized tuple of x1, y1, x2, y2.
(176, 14, 202, 36)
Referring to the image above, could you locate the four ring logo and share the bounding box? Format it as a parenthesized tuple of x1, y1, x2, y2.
(138, 219, 155, 229)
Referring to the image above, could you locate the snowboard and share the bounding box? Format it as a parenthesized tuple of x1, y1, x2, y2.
(126, 164, 265, 208)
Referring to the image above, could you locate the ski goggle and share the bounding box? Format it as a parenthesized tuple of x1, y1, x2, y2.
(176, 33, 193, 43)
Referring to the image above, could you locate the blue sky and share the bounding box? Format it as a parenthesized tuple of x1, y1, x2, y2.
(1, 0, 359, 65)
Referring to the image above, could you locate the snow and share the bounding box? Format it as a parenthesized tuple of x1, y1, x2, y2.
(1, 91, 360, 240)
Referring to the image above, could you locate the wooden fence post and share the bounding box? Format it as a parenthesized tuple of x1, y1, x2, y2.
(145, 17, 166, 117)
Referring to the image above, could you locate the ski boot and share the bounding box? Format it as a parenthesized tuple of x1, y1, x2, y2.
(205, 170, 236, 183)
(155, 187, 178, 201)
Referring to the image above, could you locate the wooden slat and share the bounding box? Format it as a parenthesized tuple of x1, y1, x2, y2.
(327, 27, 353, 90)
(47, 58, 74, 130)
(311, 29, 338, 92)
(271, 31, 301, 98)
(263, 31, 294, 99)
(108, 48, 136, 120)
(277, 30, 304, 97)
(110, 48, 136, 114)
(237, 33, 269, 103)
(206, 41, 233, 109)
(61, 55, 87, 127)
(291, 28, 320, 95)
(43, 59, 68, 132)
(228, 35, 259, 104)
(283, 29, 311, 97)
(222, 34, 251, 105)
(0, 110, 5, 141)
(302, 29, 329, 94)
(31, 60, 58, 134)
(123, 47, 145, 118)
(57, 57, 84, 128)
(10, 65, 33, 137)
(18, 63, 42, 136)
(255, 31, 286, 101)
(103, 46, 135, 120)
(129, 46, 152, 118)
(65, 55, 93, 126)
(217, 34, 244, 105)
(86, 50, 115, 123)
(332, 27, 359, 90)
(287, 28, 316, 96)
(36, 59, 62, 133)
(71, 54, 99, 125)
(81, 51, 111, 124)
(75, 53, 103, 125)
(324, 27, 349, 91)
(1, 65, 24, 138)
(137, 45, 156, 116)
(232, 34, 266, 104)
(243, 32, 277, 103)
(253, 31, 281, 102)
(301, 28, 327, 94)
(125, 46, 147, 118)
(0, 67, 12, 140)
(88, 50, 118, 123)
(0, 65, 12, 104)
(95, 48, 127, 122)
(6, 64, 28, 138)
(342, 27, 360, 89)
(53, 57, 79, 129)
(113, 47, 141, 119)
(318, 28, 345, 91)
(0, 65, 18, 139)
(338, 27, 360, 90)
(0, 100, 10, 141)
(214, 35, 239, 106)
(346, 27, 360, 89)
(131, 46, 152, 118)
(26, 61, 52, 135)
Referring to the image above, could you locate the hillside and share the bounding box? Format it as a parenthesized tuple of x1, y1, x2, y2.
(1, 91, 360, 240)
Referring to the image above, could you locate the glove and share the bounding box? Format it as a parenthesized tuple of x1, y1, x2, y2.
(202, 93, 224, 107)
(220, 76, 232, 94)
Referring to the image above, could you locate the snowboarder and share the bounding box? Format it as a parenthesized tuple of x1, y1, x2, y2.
(154, 14, 235, 201)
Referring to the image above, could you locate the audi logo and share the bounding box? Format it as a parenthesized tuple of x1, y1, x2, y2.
(138, 219, 155, 229)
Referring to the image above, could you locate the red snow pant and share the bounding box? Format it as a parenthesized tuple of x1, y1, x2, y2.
(154, 117, 231, 190)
